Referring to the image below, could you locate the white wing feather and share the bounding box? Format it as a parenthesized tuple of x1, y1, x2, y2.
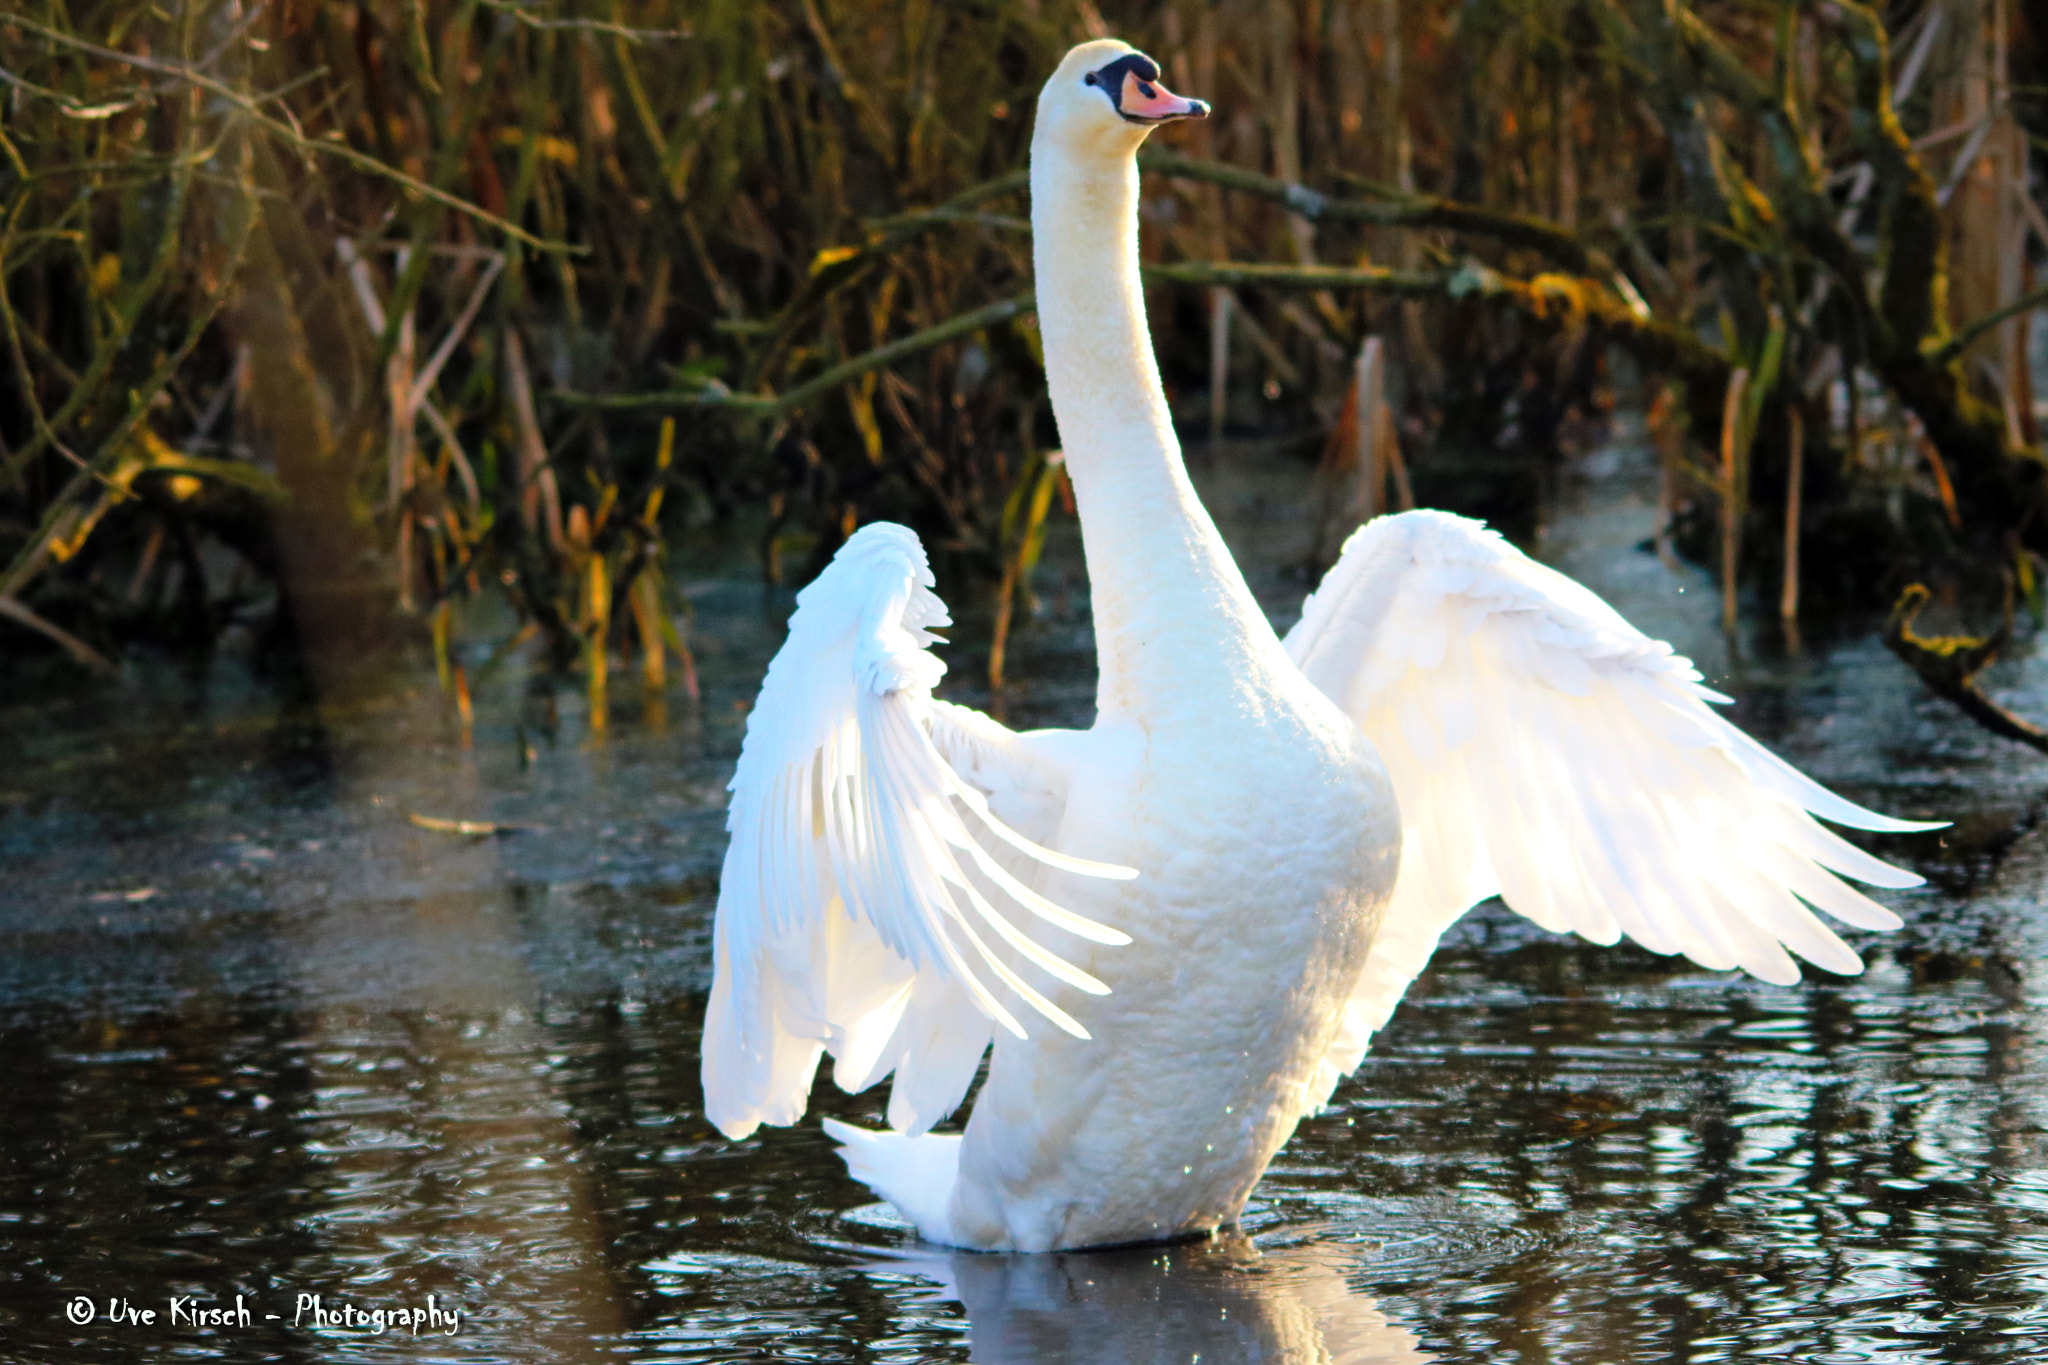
(703, 523, 1136, 1140)
(1286, 511, 1940, 1108)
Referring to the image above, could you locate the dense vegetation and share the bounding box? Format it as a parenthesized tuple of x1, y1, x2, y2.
(1, 1, 2043, 722)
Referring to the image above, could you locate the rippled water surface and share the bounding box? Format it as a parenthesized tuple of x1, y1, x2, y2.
(3, 438, 2045, 1363)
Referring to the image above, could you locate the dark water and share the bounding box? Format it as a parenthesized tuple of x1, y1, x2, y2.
(2, 431, 2044, 1363)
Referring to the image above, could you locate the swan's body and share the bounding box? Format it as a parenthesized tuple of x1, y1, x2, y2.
(701, 41, 1937, 1252)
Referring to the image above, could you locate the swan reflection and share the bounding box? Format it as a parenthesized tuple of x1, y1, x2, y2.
(879, 1228, 1432, 1364)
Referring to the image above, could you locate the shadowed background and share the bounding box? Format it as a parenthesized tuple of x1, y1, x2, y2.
(2, 3, 2047, 1362)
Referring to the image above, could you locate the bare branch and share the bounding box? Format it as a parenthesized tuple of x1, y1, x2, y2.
(558, 293, 1035, 418)
(1141, 150, 1619, 281)
(0, 594, 115, 671)
(1884, 584, 2048, 755)
(1934, 284, 2048, 367)
(6, 13, 579, 254)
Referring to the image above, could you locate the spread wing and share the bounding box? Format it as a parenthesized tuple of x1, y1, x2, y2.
(703, 523, 1136, 1140)
(1285, 510, 1940, 1108)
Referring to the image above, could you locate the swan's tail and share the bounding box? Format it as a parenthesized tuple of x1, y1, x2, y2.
(821, 1119, 961, 1246)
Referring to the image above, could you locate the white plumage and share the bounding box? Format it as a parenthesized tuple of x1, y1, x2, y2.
(700, 39, 1938, 1252)
(703, 525, 1135, 1139)
(1283, 511, 1934, 1112)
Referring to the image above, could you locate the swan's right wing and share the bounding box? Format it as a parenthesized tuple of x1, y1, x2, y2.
(703, 524, 1135, 1140)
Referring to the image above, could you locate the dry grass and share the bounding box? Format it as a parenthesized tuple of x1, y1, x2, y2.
(1, 1, 2040, 706)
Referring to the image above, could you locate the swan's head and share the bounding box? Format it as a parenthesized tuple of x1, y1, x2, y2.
(1034, 39, 1209, 164)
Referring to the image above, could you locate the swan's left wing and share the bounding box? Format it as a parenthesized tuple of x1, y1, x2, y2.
(703, 523, 1135, 1141)
(1285, 510, 1940, 1108)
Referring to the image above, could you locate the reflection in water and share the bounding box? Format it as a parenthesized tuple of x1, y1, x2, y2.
(1, 442, 2046, 1361)
(286, 774, 626, 1359)
(886, 1232, 1430, 1365)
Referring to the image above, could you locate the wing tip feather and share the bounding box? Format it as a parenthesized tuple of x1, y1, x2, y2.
(1836, 814, 1948, 835)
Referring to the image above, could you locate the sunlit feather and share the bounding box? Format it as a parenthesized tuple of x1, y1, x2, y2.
(1285, 510, 1942, 1107)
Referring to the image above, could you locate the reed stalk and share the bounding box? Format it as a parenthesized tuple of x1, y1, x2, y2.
(1721, 368, 1750, 637)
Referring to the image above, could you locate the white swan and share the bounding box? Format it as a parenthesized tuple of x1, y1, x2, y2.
(700, 38, 1938, 1253)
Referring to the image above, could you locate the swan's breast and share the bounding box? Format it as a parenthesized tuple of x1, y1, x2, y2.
(954, 685, 1397, 1249)
(1090, 672, 1397, 937)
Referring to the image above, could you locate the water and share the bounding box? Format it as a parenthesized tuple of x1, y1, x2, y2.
(2, 434, 2044, 1363)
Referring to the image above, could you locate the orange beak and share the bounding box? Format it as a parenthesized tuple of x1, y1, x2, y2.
(1116, 69, 1209, 124)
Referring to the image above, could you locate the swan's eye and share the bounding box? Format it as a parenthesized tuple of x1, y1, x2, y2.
(1083, 72, 1098, 88)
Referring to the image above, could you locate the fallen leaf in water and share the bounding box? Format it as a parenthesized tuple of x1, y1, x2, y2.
(408, 813, 534, 836)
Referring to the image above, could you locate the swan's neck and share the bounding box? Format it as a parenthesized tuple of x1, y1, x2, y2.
(1031, 146, 1281, 717)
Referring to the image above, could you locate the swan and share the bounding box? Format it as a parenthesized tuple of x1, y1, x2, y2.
(700, 38, 1938, 1253)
